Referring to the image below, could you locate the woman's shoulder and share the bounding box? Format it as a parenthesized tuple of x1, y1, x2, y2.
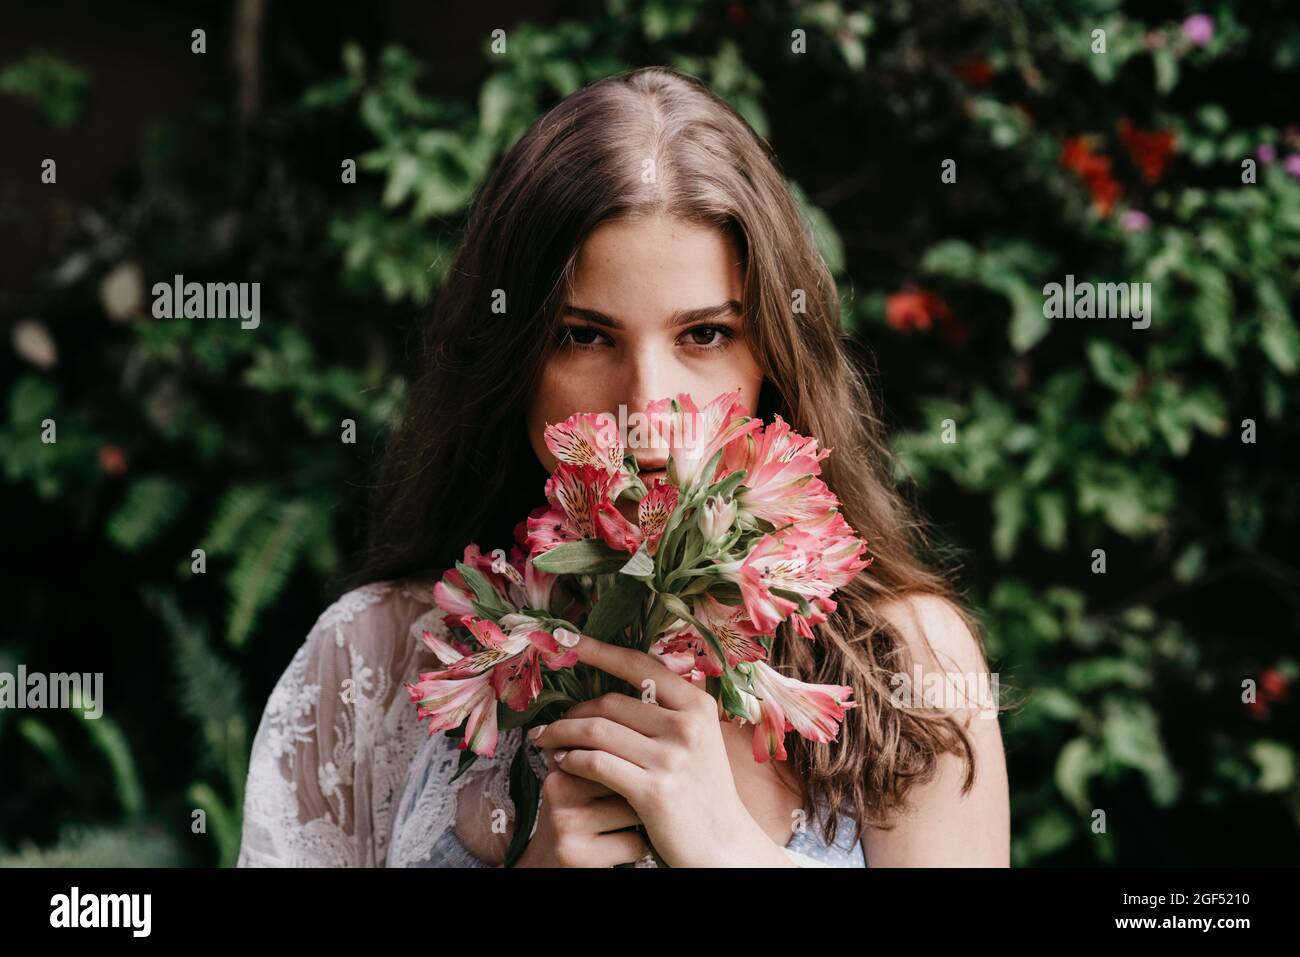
(298, 577, 444, 666)
(874, 591, 986, 676)
(238, 577, 446, 867)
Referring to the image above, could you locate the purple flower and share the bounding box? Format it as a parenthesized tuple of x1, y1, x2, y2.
(1183, 14, 1214, 47)
(1257, 144, 1278, 165)
(1120, 209, 1152, 232)
(1284, 154, 1300, 178)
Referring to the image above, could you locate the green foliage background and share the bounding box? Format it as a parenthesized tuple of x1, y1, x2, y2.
(2, 0, 1297, 866)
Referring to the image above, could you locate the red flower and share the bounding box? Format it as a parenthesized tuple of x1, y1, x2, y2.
(725, 3, 751, 25)
(1261, 668, 1290, 701)
(1060, 135, 1121, 216)
(1248, 667, 1290, 721)
(955, 59, 994, 88)
(98, 444, 128, 476)
(886, 289, 968, 345)
(1117, 120, 1177, 184)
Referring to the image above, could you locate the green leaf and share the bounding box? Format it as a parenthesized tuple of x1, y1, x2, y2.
(82, 716, 145, 821)
(497, 689, 576, 730)
(620, 543, 655, 580)
(1086, 340, 1140, 393)
(1005, 279, 1051, 353)
(584, 574, 648, 643)
(1153, 47, 1178, 94)
(1101, 699, 1179, 806)
(790, 181, 844, 274)
(225, 501, 313, 646)
(704, 468, 747, 500)
(1055, 737, 1097, 813)
(479, 73, 518, 137)
(1033, 489, 1068, 550)
(106, 477, 190, 553)
(1249, 741, 1294, 793)
(1257, 279, 1300, 374)
(503, 741, 540, 867)
(448, 746, 479, 785)
(992, 484, 1026, 560)
(1193, 266, 1234, 365)
(920, 239, 978, 279)
(455, 562, 513, 618)
(204, 485, 274, 555)
(531, 539, 630, 575)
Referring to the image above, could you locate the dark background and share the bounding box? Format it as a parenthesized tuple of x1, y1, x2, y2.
(1, 0, 1297, 866)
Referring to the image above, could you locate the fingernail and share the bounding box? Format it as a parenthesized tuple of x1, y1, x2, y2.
(527, 724, 547, 740)
(554, 627, 583, 648)
(554, 749, 568, 763)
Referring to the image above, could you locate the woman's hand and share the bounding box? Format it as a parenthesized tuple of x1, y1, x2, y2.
(514, 747, 648, 867)
(526, 636, 796, 867)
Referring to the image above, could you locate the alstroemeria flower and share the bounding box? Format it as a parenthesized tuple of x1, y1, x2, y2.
(594, 474, 679, 555)
(433, 543, 515, 626)
(469, 615, 580, 711)
(713, 527, 839, 635)
(644, 390, 761, 492)
(720, 415, 838, 525)
(657, 593, 769, 676)
(544, 410, 635, 500)
(801, 509, 873, 589)
(525, 463, 624, 554)
(407, 614, 579, 756)
(698, 494, 737, 544)
(733, 660, 857, 763)
(407, 669, 500, 754)
(544, 411, 626, 473)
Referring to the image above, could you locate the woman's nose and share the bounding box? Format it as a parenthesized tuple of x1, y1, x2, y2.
(622, 359, 679, 469)
(624, 357, 675, 421)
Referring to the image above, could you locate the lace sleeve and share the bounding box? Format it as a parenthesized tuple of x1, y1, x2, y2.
(236, 582, 437, 867)
(386, 726, 552, 867)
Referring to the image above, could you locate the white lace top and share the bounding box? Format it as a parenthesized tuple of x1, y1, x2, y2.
(235, 581, 858, 868)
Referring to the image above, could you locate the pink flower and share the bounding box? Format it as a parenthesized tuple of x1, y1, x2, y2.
(526, 463, 623, 553)
(543, 411, 625, 473)
(432, 543, 517, 627)
(432, 575, 476, 620)
(714, 515, 871, 638)
(1285, 154, 1300, 178)
(1257, 144, 1278, 165)
(713, 528, 832, 634)
(802, 510, 873, 590)
(406, 614, 578, 755)
(1182, 14, 1213, 47)
(734, 660, 857, 762)
(1120, 209, 1152, 232)
(720, 414, 839, 525)
(643, 390, 762, 491)
(406, 670, 499, 754)
(698, 494, 737, 544)
(655, 593, 769, 676)
(593, 473, 680, 555)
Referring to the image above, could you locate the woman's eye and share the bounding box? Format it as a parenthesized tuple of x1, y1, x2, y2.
(559, 325, 608, 350)
(681, 324, 734, 350)
(558, 323, 735, 353)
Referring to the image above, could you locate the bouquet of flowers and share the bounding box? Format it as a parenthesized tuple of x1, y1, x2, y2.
(406, 390, 872, 865)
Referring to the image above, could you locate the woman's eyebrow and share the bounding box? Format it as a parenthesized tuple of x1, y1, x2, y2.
(561, 300, 741, 330)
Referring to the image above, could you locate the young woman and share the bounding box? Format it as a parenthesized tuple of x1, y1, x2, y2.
(237, 66, 1009, 868)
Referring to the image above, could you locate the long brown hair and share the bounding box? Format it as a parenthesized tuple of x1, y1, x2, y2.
(353, 65, 991, 848)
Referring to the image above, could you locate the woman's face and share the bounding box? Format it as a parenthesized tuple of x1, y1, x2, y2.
(526, 215, 765, 493)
